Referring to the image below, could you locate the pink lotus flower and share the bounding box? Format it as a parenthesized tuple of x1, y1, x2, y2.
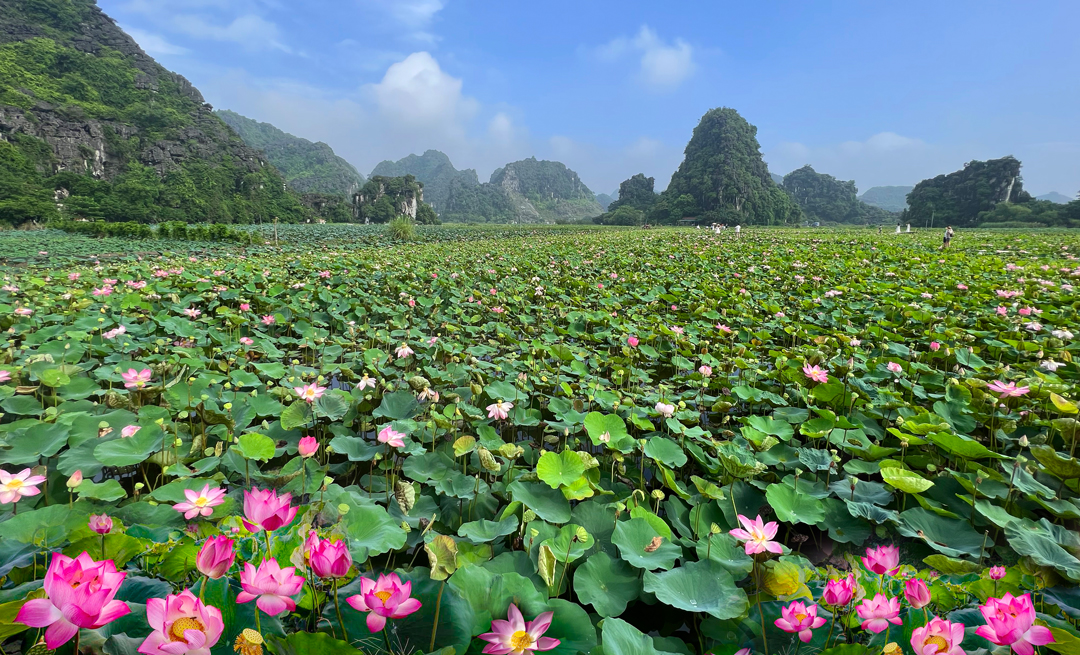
(627, 336, 639, 347)
(122, 425, 141, 438)
(236, 558, 305, 616)
(728, 514, 782, 555)
(138, 588, 223, 655)
(103, 325, 126, 340)
(306, 531, 352, 579)
(196, 536, 235, 579)
(988, 381, 1030, 398)
(487, 401, 514, 420)
(655, 401, 675, 418)
(989, 566, 1006, 581)
(261, 314, 275, 325)
(242, 487, 297, 533)
(698, 365, 713, 377)
(905, 578, 931, 609)
(822, 575, 855, 607)
(0, 370, 10, 384)
(357, 374, 377, 391)
(378, 425, 406, 448)
(774, 601, 827, 643)
(395, 343, 414, 358)
(68, 273, 80, 281)
(294, 383, 326, 403)
(184, 308, 201, 318)
(976, 593, 1055, 655)
(856, 593, 902, 633)
(13, 307, 32, 316)
(89, 514, 113, 535)
(862, 544, 900, 575)
(0, 467, 47, 505)
(479, 603, 560, 655)
(930, 342, 941, 351)
(122, 368, 153, 389)
(346, 572, 422, 633)
(298, 436, 318, 458)
(911, 617, 965, 655)
(887, 361, 903, 374)
(16, 552, 131, 648)
(997, 306, 1009, 315)
(239, 337, 254, 346)
(174, 484, 227, 520)
(717, 324, 732, 333)
(240, 303, 251, 311)
(803, 364, 828, 383)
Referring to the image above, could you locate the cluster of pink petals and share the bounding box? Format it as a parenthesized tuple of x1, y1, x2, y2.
(138, 589, 224, 655)
(242, 487, 297, 533)
(862, 545, 900, 575)
(856, 593, 902, 633)
(237, 559, 305, 616)
(305, 531, 353, 579)
(346, 572, 422, 633)
(728, 514, 782, 555)
(196, 536, 235, 579)
(988, 381, 1030, 398)
(0, 468, 47, 504)
(911, 617, 966, 655)
(976, 593, 1055, 655)
(479, 603, 560, 655)
(16, 552, 131, 648)
(821, 574, 855, 606)
(378, 424, 406, 448)
(294, 383, 326, 403)
(774, 601, 827, 643)
(122, 368, 153, 389)
(802, 364, 828, 383)
(174, 484, 227, 520)
(487, 401, 514, 420)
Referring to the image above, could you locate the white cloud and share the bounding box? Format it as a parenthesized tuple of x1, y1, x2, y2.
(199, 52, 531, 180)
(368, 52, 477, 136)
(357, 0, 444, 44)
(766, 132, 945, 192)
(171, 13, 289, 52)
(123, 27, 189, 55)
(597, 26, 695, 93)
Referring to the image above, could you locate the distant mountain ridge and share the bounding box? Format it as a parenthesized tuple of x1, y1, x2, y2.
(216, 110, 364, 197)
(859, 186, 913, 212)
(371, 150, 478, 212)
(782, 166, 895, 224)
(1037, 192, 1073, 204)
(372, 151, 603, 223)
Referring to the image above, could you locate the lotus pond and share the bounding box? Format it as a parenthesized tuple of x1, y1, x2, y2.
(1, 226, 1079, 655)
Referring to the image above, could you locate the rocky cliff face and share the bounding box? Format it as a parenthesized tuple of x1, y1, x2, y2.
(0, 0, 303, 225)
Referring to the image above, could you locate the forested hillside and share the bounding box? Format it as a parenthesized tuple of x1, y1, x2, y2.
(652, 108, 802, 225)
(0, 0, 307, 227)
(217, 110, 364, 196)
(782, 165, 896, 224)
(858, 185, 913, 212)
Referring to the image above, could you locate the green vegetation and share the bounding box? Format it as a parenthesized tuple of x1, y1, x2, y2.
(902, 156, 1029, 227)
(217, 110, 365, 196)
(0, 0, 308, 227)
(371, 150, 479, 212)
(354, 175, 439, 224)
(781, 165, 896, 224)
(594, 174, 657, 225)
(1, 226, 1080, 655)
(859, 185, 913, 212)
(653, 108, 802, 225)
(595, 192, 616, 211)
(387, 215, 416, 240)
(50, 218, 263, 243)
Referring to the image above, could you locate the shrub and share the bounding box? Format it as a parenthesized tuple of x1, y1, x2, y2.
(388, 216, 416, 241)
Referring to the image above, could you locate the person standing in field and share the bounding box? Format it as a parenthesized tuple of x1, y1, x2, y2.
(735, 224, 741, 237)
(895, 223, 902, 234)
(940, 226, 954, 250)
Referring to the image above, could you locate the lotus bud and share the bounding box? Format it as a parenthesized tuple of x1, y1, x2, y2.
(1019, 435, 1029, 447)
(66, 470, 84, 489)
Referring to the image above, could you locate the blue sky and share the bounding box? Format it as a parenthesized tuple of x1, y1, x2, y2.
(100, 0, 1079, 197)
